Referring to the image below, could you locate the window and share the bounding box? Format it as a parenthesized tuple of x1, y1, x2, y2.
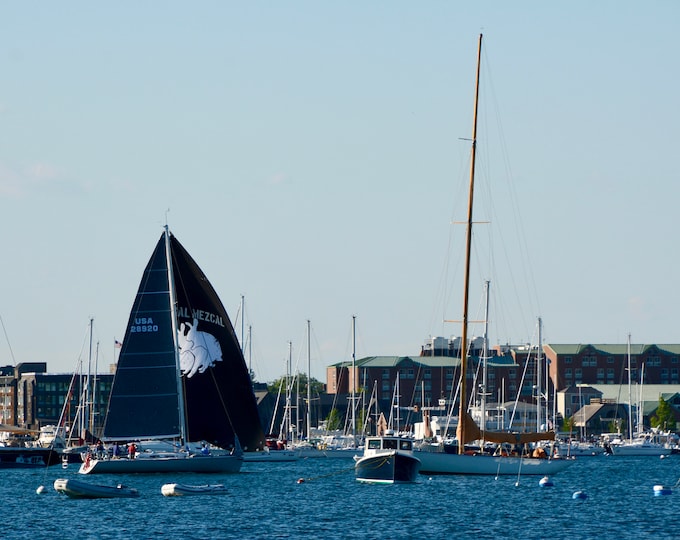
(565, 357, 572, 364)
(424, 369, 431, 379)
(383, 439, 397, 450)
(382, 369, 389, 380)
(446, 369, 453, 379)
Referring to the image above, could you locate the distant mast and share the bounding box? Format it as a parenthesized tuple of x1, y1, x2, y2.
(351, 315, 357, 447)
(627, 333, 633, 441)
(457, 33, 483, 454)
(307, 319, 312, 442)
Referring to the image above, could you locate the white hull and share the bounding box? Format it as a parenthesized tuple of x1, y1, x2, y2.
(79, 453, 242, 474)
(288, 446, 361, 459)
(54, 478, 139, 498)
(415, 450, 574, 475)
(610, 444, 672, 456)
(243, 450, 298, 462)
(161, 483, 228, 496)
(557, 443, 605, 457)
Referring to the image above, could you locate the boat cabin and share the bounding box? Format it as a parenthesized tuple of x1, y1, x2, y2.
(366, 437, 413, 452)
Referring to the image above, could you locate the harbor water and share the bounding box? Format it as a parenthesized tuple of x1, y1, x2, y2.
(5, 454, 679, 539)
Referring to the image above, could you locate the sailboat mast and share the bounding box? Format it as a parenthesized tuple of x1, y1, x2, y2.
(307, 319, 312, 442)
(627, 333, 632, 441)
(457, 33, 483, 454)
(84, 317, 93, 439)
(481, 281, 490, 435)
(164, 225, 187, 445)
(90, 341, 99, 438)
(536, 317, 543, 432)
(351, 315, 356, 447)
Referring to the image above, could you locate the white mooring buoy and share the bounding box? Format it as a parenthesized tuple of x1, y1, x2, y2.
(653, 485, 672, 496)
(539, 476, 554, 487)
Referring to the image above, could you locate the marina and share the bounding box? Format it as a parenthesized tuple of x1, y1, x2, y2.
(2, 5, 680, 540)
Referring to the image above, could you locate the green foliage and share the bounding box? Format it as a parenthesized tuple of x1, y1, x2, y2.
(325, 408, 341, 431)
(650, 396, 676, 431)
(562, 416, 575, 434)
(267, 373, 324, 395)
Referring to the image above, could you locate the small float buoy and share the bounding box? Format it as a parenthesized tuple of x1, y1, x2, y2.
(572, 490, 587, 500)
(539, 476, 554, 487)
(653, 485, 672, 496)
(660, 455, 666, 460)
(36, 485, 46, 494)
(296, 478, 305, 484)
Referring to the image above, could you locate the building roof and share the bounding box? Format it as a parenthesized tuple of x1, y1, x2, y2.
(329, 355, 517, 370)
(546, 344, 680, 356)
(586, 384, 680, 403)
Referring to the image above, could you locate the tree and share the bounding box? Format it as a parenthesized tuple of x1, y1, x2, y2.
(267, 373, 324, 395)
(325, 408, 341, 431)
(650, 396, 676, 431)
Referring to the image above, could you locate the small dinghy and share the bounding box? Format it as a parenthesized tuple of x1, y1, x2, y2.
(161, 483, 228, 496)
(53, 478, 139, 499)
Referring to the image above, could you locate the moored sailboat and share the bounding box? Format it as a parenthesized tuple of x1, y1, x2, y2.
(79, 227, 264, 474)
(414, 34, 571, 476)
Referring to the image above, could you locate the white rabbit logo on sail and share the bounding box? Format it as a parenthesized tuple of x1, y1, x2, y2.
(177, 318, 223, 378)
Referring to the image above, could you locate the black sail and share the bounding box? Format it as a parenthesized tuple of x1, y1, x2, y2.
(103, 235, 181, 440)
(170, 234, 264, 451)
(103, 230, 264, 452)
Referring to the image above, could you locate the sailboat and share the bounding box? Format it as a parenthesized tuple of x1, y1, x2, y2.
(414, 34, 572, 476)
(79, 226, 264, 474)
(609, 335, 671, 456)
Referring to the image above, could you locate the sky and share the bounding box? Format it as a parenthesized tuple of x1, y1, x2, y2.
(1, 2, 679, 384)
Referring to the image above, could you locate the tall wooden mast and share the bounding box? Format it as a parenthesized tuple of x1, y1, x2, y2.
(457, 33, 483, 454)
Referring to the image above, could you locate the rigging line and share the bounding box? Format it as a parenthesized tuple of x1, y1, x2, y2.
(207, 368, 238, 447)
(0, 315, 17, 365)
(477, 46, 541, 336)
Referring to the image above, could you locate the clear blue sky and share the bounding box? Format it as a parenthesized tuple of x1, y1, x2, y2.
(1, 2, 678, 383)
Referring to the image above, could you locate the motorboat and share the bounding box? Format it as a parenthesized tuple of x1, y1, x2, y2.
(354, 433, 421, 484)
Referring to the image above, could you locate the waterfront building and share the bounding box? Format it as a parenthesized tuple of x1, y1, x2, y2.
(0, 363, 113, 433)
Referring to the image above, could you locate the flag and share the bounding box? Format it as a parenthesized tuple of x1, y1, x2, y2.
(114, 340, 122, 349)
